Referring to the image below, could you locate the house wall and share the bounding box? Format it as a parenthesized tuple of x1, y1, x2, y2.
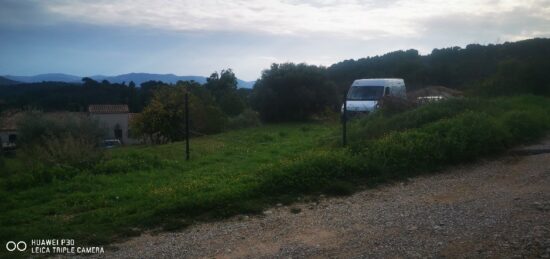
(0, 130, 17, 148)
(90, 113, 138, 144)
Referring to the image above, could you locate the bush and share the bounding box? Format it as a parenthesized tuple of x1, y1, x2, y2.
(17, 112, 105, 169)
(257, 150, 361, 195)
(361, 111, 508, 176)
(24, 134, 104, 169)
(18, 111, 104, 147)
(131, 86, 227, 143)
(262, 96, 550, 198)
(499, 109, 549, 143)
(251, 63, 339, 122)
(225, 109, 261, 130)
(347, 98, 477, 151)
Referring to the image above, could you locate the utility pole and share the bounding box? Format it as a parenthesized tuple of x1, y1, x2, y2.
(185, 91, 190, 161)
(342, 97, 347, 147)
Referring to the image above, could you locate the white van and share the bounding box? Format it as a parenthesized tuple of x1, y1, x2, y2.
(342, 78, 406, 114)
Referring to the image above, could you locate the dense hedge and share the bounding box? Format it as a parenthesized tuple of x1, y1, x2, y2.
(257, 96, 550, 195)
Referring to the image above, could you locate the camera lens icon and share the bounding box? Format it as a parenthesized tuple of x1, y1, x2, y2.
(6, 241, 27, 252)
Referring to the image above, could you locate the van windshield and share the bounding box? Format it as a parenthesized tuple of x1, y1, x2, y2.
(347, 86, 384, 101)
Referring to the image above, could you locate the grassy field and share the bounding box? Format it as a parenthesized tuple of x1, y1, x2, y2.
(0, 123, 338, 249)
(1, 95, 550, 257)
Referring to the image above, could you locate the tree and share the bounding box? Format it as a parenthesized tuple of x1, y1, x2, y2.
(251, 63, 339, 122)
(131, 85, 226, 144)
(204, 69, 245, 116)
(82, 77, 99, 88)
(127, 81, 140, 112)
(474, 59, 550, 96)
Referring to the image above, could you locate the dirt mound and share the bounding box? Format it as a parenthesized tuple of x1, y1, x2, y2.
(407, 86, 464, 100)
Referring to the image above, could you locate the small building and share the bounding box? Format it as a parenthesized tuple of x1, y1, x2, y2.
(0, 111, 89, 150)
(0, 105, 139, 149)
(88, 104, 138, 145)
(0, 111, 22, 150)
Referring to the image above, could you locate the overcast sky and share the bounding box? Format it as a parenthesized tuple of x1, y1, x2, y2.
(1, 0, 549, 80)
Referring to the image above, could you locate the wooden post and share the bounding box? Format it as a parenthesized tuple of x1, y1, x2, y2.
(185, 92, 190, 161)
(342, 98, 347, 147)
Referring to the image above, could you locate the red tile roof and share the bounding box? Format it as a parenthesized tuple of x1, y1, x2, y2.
(88, 104, 129, 114)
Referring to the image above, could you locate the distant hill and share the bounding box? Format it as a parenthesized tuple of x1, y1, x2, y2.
(3, 73, 255, 88)
(90, 73, 207, 86)
(0, 76, 21, 85)
(236, 79, 255, 89)
(4, 73, 81, 83)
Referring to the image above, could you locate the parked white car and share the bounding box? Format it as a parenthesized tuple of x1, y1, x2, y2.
(342, 78, 407, 114)
(103, 139, 122, 149)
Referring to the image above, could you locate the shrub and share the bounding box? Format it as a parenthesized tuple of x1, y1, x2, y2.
(17, 111, 105, 169)
(265, 96, 550, 199)
(257, 150, 361, 195)
(24, 134, 104, 169)
(18, 111, 104, 148)
(251, 63, 339, 122)
(499, 109, 549, 143)
(225, 109, 261, 130)
(361, 111, 508, 176)
(347, 98, 477, 151)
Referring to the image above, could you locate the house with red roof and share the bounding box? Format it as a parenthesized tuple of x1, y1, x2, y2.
(88, 104, 139, 145)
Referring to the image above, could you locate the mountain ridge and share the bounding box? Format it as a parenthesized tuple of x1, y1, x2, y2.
(0, 76, 21, 85)
(3, 73, 255, 88)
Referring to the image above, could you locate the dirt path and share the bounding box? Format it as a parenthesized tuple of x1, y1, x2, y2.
(99, 140, 550, 258)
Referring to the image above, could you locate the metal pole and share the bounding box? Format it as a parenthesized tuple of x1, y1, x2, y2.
(342, 98, 347, 147)
(185, 92, 190, 161)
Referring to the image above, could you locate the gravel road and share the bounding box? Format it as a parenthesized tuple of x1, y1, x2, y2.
(97, 140, 550, 258)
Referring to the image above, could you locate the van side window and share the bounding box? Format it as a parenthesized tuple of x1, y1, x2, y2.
(384, 87, 390, 96)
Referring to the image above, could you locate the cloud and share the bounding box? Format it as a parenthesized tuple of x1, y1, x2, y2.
(0, 0, 59, 26)
(1, 0, 549, 79)
(12, 0, 542, 41)
(413, 4, 550, 50)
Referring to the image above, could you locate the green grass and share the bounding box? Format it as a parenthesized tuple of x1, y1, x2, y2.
(0, 123, 337, 255)
(257, 95, 550, 197)
(1, 95, 550, 258)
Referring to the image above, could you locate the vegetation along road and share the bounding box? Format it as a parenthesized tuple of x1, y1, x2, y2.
(2, 95, 550, 258)
(99, 138, 550, 258)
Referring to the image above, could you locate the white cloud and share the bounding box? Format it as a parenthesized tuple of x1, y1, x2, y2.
(42, 0, 550, 40)
(2, 0, 550, 79)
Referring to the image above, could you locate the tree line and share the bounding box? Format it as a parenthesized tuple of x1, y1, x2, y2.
(327, 38, 550, 95)
(130, 70, 257, 143)
(251, 38, 550, 122)
(1, 38, 549, 140)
